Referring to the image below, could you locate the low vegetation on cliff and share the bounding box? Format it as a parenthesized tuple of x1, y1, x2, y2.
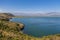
(0, 13, 60, 40)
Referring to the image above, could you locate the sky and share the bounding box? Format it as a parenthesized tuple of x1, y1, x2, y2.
(0, 0, 60, 13)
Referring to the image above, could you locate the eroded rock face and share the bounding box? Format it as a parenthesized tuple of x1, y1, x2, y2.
(17, 23, 24, 30)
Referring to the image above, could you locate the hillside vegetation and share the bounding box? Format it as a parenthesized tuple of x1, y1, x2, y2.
(0, 13, 60, 40)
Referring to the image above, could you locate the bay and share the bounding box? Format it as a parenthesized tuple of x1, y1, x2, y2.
(10, 17, 60, 37)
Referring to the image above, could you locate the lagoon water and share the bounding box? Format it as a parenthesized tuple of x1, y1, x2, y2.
(11, 17, 60, 37)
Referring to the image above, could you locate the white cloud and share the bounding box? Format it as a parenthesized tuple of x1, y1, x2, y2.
(0, 8, 59, 14)
(12, 10, 46, 14)
(0, 8, 7, 13)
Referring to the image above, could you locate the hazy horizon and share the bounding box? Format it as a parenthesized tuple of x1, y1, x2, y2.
(0, 0, 60, 14)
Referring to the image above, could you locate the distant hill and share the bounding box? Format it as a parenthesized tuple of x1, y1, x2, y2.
(44, 12, 60, 17)
(2, 13, 14, 17)
(0, 13, 14, 21)
(14, 12, 60, 17)
(0, 13, 14, 17)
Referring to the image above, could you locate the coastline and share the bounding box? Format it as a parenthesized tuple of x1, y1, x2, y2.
(0, 13, 60, 40)
(0, 19, 60, 40)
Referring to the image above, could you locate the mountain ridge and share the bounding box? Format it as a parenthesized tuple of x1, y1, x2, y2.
(13, 12, 60, 17)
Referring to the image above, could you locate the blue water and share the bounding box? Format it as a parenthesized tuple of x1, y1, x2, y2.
(11, 17, 60, 37)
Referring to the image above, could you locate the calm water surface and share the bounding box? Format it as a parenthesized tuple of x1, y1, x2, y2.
(11, 17, 60, 37)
